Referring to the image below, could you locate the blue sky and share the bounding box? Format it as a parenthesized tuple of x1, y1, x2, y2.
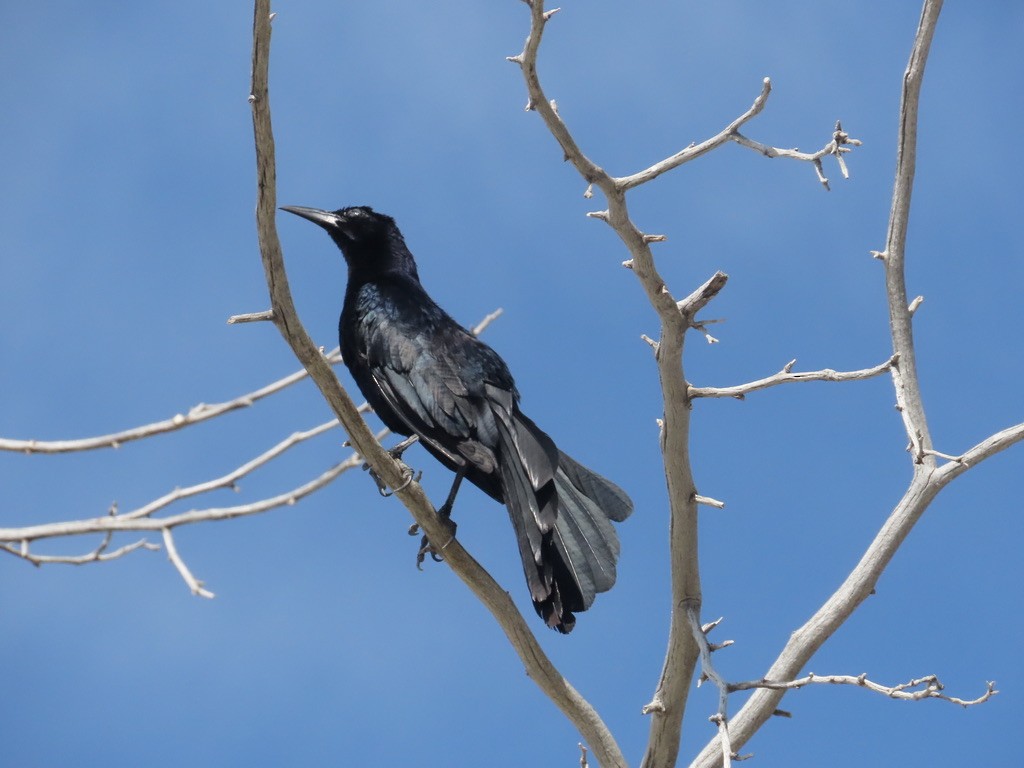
(1, 2, 1021, 766)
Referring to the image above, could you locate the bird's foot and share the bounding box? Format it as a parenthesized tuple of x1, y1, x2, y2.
(363, 462, 421, 497)
(362, 436, 422, 497)
(412, 504, 458, 570)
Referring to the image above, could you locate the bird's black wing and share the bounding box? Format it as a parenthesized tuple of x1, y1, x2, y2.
(354, 281, 561, 603)
(356, 280, 510, 477)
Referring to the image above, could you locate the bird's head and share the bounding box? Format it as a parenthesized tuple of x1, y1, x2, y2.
(280, 204, 418, 279)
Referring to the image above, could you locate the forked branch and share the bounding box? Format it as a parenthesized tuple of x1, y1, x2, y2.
(689, 3, 1014, 765)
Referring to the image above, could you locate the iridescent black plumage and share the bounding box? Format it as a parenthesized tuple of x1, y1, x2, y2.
(282, 205, 632, 632)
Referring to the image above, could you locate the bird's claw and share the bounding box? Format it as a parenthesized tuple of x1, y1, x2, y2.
(415, 538, 446, 570)
(363, 461, 421, 498)
(381, 468, 421, 498)
(413, 507, 457, 571)
(361, 435, 422, 496)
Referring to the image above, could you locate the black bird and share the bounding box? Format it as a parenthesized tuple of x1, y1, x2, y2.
(281, 205, 633, 633)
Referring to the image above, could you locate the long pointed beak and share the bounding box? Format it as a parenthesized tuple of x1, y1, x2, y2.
(280, 205, 338, 230)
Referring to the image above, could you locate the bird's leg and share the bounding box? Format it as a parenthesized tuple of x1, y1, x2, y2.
(415, 465, 465, 569)
(437, 465, 466, 519)
(363, 435, 421, 497)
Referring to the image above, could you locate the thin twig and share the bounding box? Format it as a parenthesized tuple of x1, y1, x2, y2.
(471, 307, 504, 335)
(689, 356, 896, 399)
(0, 453, 367, 544)
(0, 536, 159, 566)
(693, 495, 725, 509)
(619, 95, 859, 192)
(121, 418, 348, 521)
(162, 527, 214, 598)
(933, 422, 1024, 485)
(686, 602, 733, 768)
(618, 79, 774, 190)
(728, 673, 997, 707)
(2, 309, 501, 580)
(730, 120, 862, 191)
(0, 349, 344, 454)
(227, 309, 275, 324)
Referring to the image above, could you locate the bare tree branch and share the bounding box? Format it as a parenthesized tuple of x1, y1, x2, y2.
(162, 527, 214, 598)
(729, 673, 997, 708)
(932, 421, 1024, 481)
(686, 601, 996, 767)
(689, 356, 896, 399)
(730, 120, 862, 191)
(617, 79, 772, 191)
(878, 2, 942, 465)
(0, 349, 344, 455)
(120, 418, 346, 521)
(677, 272, 729, 319)
(685, 602, 736, 768)
(689, 5, 991, 766)
(3, 297, 503, 598)
(512, 4, 1011, 768)
(248, 3, 623, 764)
(227, 309, 274, 324)
(510, 6, 703, 766)
(617, 84, 860, 193)
(2, 3, 1012, 766)
(469, 307, 505, 336)
(0, 534, 159, 566)
(0, 452, 367, 543)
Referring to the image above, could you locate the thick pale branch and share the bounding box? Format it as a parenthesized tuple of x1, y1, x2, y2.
(250, 3, 620, 763)
(689, 356, 896, 399)
(879, 1, 943, 463)
(512, 5, 701, 768)
(687, 5, 1019, 766)
(0, 350, 344, 455)
(507, 5, 611, 192)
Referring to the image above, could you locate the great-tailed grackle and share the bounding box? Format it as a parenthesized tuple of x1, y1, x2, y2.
(281, 204, 632, 633)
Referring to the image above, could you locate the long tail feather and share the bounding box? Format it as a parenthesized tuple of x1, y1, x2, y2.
(498, 409, 634, 633)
